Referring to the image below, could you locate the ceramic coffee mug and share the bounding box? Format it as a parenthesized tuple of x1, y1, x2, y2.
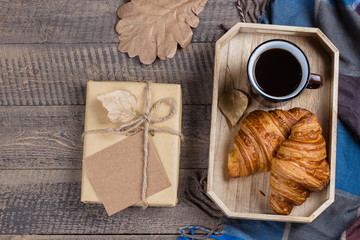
(247, 39, 323, 106)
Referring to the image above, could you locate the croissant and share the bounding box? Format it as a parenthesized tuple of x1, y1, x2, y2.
(270, 113, 330, 215)
(227, 108, 311, 178)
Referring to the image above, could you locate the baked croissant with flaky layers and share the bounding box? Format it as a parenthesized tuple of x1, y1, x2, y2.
(227, 108, 311, 178)
(270, 114, 330, 215)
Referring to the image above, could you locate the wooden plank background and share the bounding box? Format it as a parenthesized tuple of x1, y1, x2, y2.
(0, 105, 211, 169)
(0, 0, 239, 44)
(0, 169, 218, 234)
(0, 0, 241, 238)
(0, 44, 216, 105)
(2, 236, 179, 240)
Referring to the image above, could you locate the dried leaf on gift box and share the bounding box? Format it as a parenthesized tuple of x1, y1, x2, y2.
(97, 90, 137, 123)
(115, 0, 209, 64)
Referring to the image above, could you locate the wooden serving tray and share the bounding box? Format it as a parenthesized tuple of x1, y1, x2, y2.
(207, 23, 339, 223)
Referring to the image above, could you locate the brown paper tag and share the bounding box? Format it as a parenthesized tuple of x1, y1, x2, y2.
(83, 132, 171, 216)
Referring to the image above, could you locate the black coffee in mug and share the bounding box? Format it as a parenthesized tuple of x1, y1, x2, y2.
(254, 48, 302, 97)
(247, 39, 324, 106)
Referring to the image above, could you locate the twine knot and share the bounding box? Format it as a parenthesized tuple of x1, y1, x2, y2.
(83, 81, 183, 209)
(144, 114, 151, 123)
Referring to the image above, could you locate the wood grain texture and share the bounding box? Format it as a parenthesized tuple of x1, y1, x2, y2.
(0, 0, 240, 44)
(1, 236, 179, 240)
(0, 105, 211, 169)
(0, 169, 221, 234)
(0, 43, 214, 106)
(0, 0, 234, 235)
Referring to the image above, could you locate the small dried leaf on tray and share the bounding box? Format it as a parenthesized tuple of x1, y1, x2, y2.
(219, 89, 248, 127)
(115, 0, 208, 64)
(97, 90, 137, 123)
(218, 66, 248, 127)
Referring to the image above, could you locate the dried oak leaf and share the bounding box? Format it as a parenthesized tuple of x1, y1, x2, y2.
(115, 0, 208, 64)
(97, 90, 137, 123)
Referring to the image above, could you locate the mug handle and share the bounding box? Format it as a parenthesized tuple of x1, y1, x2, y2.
(307, 73, 323, 89)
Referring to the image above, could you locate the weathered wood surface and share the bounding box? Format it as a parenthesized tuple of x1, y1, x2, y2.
(0, 43, 214, 105)
(0, 105, 211, 169)
(0, 169, 221, 234)
(1, 236, 179, 240)
(0, 0, 232, 236)
(0, 0, 240, 44)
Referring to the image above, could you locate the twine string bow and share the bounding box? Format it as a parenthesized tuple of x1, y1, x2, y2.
(83, 81, 183, 209)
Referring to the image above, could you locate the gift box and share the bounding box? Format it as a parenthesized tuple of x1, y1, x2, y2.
(81, 81, 182, 208)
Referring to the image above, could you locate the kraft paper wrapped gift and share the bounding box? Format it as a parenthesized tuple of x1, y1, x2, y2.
(81, 81, 182, 207)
